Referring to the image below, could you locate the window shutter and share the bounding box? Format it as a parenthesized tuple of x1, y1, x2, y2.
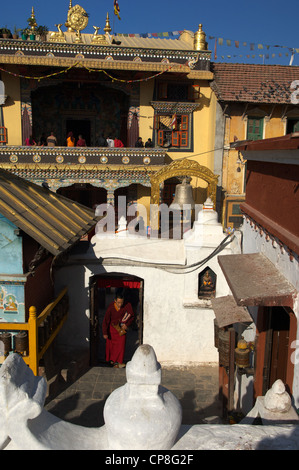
(180, 131, 188, 147)
(157, 130, 164, 146)
(0, 127, 7, 144)
(172, 131, 180, 147)
(181, 115, 189, 131)
(247, 117, 263, 140)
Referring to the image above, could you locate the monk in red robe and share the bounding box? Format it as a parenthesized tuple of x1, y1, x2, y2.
(102, 293, 134, 368)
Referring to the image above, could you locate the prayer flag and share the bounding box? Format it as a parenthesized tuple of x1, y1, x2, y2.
(114, 0, 121, 20)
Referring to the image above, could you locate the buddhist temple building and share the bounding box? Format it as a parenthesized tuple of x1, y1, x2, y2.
(0, 3, 218, 227)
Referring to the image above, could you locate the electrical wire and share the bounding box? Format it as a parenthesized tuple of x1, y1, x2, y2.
(99, 232, 235, 274)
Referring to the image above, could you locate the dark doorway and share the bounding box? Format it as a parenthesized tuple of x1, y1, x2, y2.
(66, 119, 91, 146)
(57, 184, 107, 209)
(89, 274, 144, 366)
(263, 306, 291, 394)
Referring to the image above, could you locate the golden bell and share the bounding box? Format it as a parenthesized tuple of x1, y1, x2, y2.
(172, 178, 195, 209)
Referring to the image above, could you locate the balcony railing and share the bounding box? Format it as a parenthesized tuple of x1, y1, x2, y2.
(0, 146, 166, 167)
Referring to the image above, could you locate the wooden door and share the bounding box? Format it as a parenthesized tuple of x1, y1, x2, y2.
(263, 307, 290, 394)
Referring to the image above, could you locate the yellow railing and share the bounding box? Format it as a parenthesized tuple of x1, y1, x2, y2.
(0, 287, 68, 375)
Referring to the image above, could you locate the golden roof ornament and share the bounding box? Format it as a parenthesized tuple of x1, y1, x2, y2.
(66, 4, 89, 33)
(65, 0, 74, 31)
(194, 24, 207, 51)
(91, 26, 108, 45)
(103, 12, 112, 34)
(28, 6, 37, 32)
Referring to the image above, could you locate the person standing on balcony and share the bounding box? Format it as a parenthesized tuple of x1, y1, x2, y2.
(96, 133, 108, 147)
(107, 136, 114, 147)
(145, 138, 154, 148)
(67, 131, 75, 147)
(135, 137, 144, 147)
(47, 131, 57, 147)
(25, 135, 36, 146)
(114, 136, 124, 147)
(77, 134, 87, 146)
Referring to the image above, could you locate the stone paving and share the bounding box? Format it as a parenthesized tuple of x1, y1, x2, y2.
(44, 364, 221, 428)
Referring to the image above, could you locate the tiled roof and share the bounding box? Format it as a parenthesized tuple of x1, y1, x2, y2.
(0, 169, 98, 256)
(211, 63, 299, 104)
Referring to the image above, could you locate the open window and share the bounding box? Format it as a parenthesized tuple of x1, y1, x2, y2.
(0, 126, 7, 144)
(154, 113, 191, 150)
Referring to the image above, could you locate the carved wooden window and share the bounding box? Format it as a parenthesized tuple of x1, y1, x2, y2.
(155, 113, 191, 150)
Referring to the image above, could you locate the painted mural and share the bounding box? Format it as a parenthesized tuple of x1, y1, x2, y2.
(0, 282, 25, 322)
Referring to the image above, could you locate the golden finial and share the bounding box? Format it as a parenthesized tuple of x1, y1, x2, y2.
(104, 12, 112, 34)
(65, 0, 74, 31)
(29, 6, 37, 31)
(194, 24, 207, 51)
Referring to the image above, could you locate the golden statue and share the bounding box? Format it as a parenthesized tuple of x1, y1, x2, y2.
(91, 26, 108, 45)
(50, 24, 66, 43)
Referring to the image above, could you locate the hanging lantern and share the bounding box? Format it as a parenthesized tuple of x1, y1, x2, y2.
(235, 337, 250, 369)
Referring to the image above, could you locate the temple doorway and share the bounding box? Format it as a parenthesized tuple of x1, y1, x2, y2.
(57, 184, 107, 209)
(66, 119, 91, 146)
(89, 274, 144, 366)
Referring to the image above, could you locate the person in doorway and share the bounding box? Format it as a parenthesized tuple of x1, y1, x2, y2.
(102, 293, 134, 368)
(47, 131, 57, 147)
(67, 131, 75, 147)
(76, 134, 86, 146)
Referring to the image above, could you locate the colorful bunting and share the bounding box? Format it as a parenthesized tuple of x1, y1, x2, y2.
(0, 62, 175, 84)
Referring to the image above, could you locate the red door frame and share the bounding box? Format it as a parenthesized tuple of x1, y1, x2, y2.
(254, 306, 296, 399)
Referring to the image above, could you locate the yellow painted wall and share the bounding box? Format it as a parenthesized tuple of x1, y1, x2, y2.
(166, 81, 216, 170)
(139, 79, 217, 207)
(137, 185, 151, 225)
(2, 68, 22, 145)
(221, 104, 288, 196)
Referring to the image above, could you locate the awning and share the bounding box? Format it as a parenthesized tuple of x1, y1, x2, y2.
(97, 279, 140, 289)
(218, 253, 297, 308)
(0, 168, 99, 256)
(211, 295, 252, 328)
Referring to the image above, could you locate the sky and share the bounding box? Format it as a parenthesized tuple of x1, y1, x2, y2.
(2, 0, 299, 66)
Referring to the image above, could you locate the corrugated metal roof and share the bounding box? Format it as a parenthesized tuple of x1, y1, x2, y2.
(0, 169, 99, 256)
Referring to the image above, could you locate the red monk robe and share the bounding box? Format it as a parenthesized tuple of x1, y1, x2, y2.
(102, 297, 134, 366)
